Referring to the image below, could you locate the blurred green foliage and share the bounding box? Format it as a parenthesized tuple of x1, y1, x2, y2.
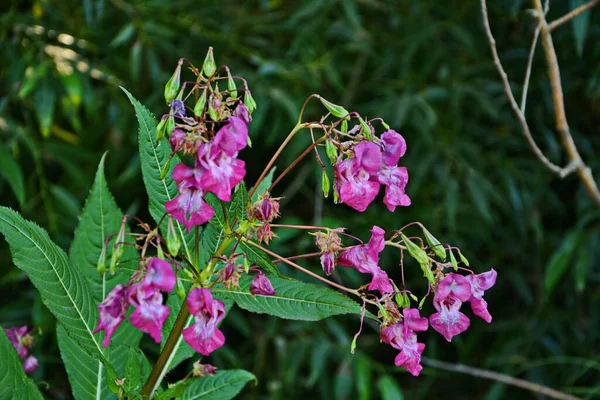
(1, 0, 600, 399)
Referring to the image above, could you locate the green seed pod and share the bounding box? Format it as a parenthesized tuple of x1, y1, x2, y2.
(164, 60, 182, 104)
(244, 91, 256, 114)
(202, 47, 216, 77)
(319, 97, 349, 119)
(193, 88, 207, 117)
(176, 278, 186, 300)
(113, 224, 126, 262)
(420, 261, 435, 285)
(422, 227, 446, 259)
(449, 249, 458, 271)
(325, 139, 338, 164)
(109, 251, 118, 275)
(459, 251, 470, 266)
(247, 135, 253, 148)
(322, 171, 330, 198)
(227, 69, 237, 98)
(400, 234, 429, 265)
(243, 256, 250, 274)
(156, 117, 167, 141)
(381, 120, 390, 130)
(97, 247, 106, 277)
(341, 118, 348, 133)
(166, 217, 181, 257)
(160, 157, 171, 180)
(358, 116, 373, 141)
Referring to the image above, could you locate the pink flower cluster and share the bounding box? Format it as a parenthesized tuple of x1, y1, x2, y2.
(166, 107, 250, 233)
(334, 130, 410, 212)
(4, 326, 38, 373)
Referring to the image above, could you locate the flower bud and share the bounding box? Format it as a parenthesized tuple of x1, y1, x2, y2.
(234, 103, 251, 124)
(318, 97, 349, 119)
(322, 171, 330, 198)
(160, 157, 171, 180)
(449, 249, 458, 271)
(164, 60, 182, 104)
(192, 361, 217, 377)
(156, 117, 167, 141)
(381, 120, 390, 130)
(243, 256, 250, 274)
(358, 116, 373, 141)
(166, 217, 181, 257)
(176, 278, 186, 300)
(401, 234, 429, 265)
(193, 87, 207, 117)
(208, 93, 220, 121)
(202, 47, 216, 78)
(250, 273, 276, 296)
(113, 224, 126, 262)
(227, 69, 237, 98)
(458, 251, 470, 266)
(166, 115, 175, 137)
(170, 99, 186, 118)
(341, 118, 348, 133)
(325, 139, 338, 164)
(97, 247, 107, 277)
(422, 227, 446, 259)
(244, 90, 256, 114)
(157, 243, 165, 259)
(320, 252, 335, 275)
(169, 129, 186, 153)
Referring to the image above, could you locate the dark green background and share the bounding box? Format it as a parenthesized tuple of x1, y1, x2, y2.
(1, 0, 599, 398)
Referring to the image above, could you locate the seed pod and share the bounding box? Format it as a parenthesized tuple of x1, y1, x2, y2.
(449, 249, 458, 271)
(202, 47, 216, 77)
(194, 87, 207, 117)
(422, 227, 446, 259)
(325, 139, 337, 164)
(358, 116, 373, 141)
(319, 97, 349, 119)
(97, 247, 107, 277)
(322, 171, 330, 198)
(227, 69, 237, 98)
(155, 117, 167, 141)
(401, 234, 429, 265)
(164, 60, 182, 104)
(244, 91, 256, 114)
(167, 217, 181, 257)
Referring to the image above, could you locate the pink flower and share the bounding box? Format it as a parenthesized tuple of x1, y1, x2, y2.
(213, 115, 248, 156)
(23, 356, 38, 373)
(334, 142, 382, 212)
(320, 252, 335, 275)
(5, 325, 38, 373)
(429, 296, 470, 342)
(233, 103, 252, 124)
(381, 309, 428, 376)
(182, 288, 226, 356)
(142, 258, 176, 293)
(380, 130, 407, 166)
(466, 269, 497, 323)
(197, 141, 246, 202)
(250, 273, 276, 296)
(377, 166, 411, 212)
(165, 186, 215, 233)
(434, 273, 472, 304)
(253, 196, 280, 222)
(169, 129, 186, 152)
(128, 283, 170, 343)
(338, 226, 393, 294)
(93, 284, 129, 347)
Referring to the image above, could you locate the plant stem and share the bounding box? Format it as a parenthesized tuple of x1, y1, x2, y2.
(243, 239, 359, 296)
(141, 301, 191, 397)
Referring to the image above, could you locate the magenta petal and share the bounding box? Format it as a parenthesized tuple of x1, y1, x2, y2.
(250, 273, 276, 296)
(435, 273, 472, 304)
(381, 130, 407, 166)
(429, 299, 470, 342)
(182, 321, 225, 356)
(320, 252, 335, 275)
(367, 226, 386, 257)
(214, 116, 248, 156)
(380, 323, 425, 376)
(143, 258, 176, 293)
(354, 141, 383, 175)
(467, 269, 497, 298)
(183, 288, 226, 356)
(378, 166, 410, 212)
(93, 284, 129, 347)
(470, 297, 492, 323)
(129, 289, 169, 343)
(198, 145, 246, 202)
(367, 267, 394, 294)
(403, 308, 429, 332)
(165, 188, 215, 233)
(337, 245, 367, 269)
(23, 355, 38, 373)
(338, 176, 380, 212)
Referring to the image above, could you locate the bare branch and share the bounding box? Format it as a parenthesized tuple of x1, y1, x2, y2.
(479, 0, 565, 176)
(548, 0, 600, 31)
(520, 25, 540, 114)
(422, 357, 580, 400)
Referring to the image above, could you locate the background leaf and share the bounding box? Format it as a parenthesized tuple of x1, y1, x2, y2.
(0, 145, 25, 208)
(182, 370, 256, 400)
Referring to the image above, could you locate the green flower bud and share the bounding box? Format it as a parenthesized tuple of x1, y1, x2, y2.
(247, 135, 253, 148)
(97, 247, 106, 277)
(358, 116, 373, 141)
(164, 60, 182, 104)
(193, 88, 207, 117)
(160, 157, 171, 180)
(420, 261, 435, 285)
(157, 243, 164, 259)
(381, 120, 390, 130)
(459, 251, 470, 266)
(243, 256, 250, 274)
(227, 69, 237, 98)
(156, 117, 167, 141)
(322, 170, 330, 198)
(176, 278, 186, 300)
(202, 47, 216, 78)
(319, 97, 349, 119)
(449, 249, 458, 271)
(418, 296, 427, 309)
(400, 234, 429, 265)
(350, 336, 358, 354)
(113, 224, 126, 262)
(109, 251, 118, 275)
(333, 187, 339, 203)
(166, 115, 175, 137)
(244, 91, 256, 114)
(167, 217, 181, 257)
(325, 139, 338, 164)
(341, 118, 348, 133)
(422, 227, 446, 259)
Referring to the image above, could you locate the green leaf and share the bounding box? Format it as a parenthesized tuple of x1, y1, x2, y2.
(570, 0, 590, 57)
(238, 241, 281, 276)
(122, 347, 150, 393)
(0, 326, 44, 400)
(230, 182, 248, 222)
(62, 152, 142, 400)
(355, 355, 372, 400)
(182, 370, 256, 400)
(0, 206, 106, 361)
(0, 145, 26, 207)
(545, 230, 581, 297)
(250, 167, 276, 202)
(215, 276, 370, 321)
(122, 88, 194, 262)
(160, 293, 196, 373)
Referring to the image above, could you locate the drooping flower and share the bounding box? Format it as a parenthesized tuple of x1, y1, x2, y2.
(250, 273, 276, 296)
(219, 261, 240, 289)
(182, 288, 226, 356)
(377, 166, 411, 212)
(320, 252, 335, 275)
(334, 142, 382, 212)
(142, 258, 176, 293)
(313, 229, 343, 275)
(169, 129, 186, 153)
(197, 141, 246, 202)
(429, 296, 470, 342)
(256, 223, 276, 244)
(93, 284, 129, 347)
(434, 273, 472, 304)
(465, 269, 497, 323)
(5, 325, 38, 373)
(165, 186, 215, 233)
(171, 99, 187, 118)
(380, 130, 407, 166)
(338, 226, 393, 294)
(380, 309, 428, 376)
(213, 115, 248, 157)
(234, 103, 252, 124)
(128, 283, 170, 343)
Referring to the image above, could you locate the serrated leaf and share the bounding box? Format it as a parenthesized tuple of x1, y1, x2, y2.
(122, 88, 194, 262)
(214, 276, 371, 321)
(61, 153, 142, 400)
(182, 370, 256, 400)
(238, 241, 281, 276)
(0, 206, 106, 361)
(0, 326, 44, 400)
(251, 167, 276, 202)
(0, 145, 25, 208)
(230, 182, 247, 222)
